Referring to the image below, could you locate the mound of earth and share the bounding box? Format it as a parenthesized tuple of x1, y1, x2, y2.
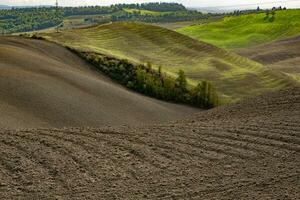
(0, 87, 299, 199)
(238, 35, 300, 81)
(0, 36, 198, 129)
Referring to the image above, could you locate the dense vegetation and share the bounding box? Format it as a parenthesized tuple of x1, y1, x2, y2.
(111, 10, 208, 23)
(178, 9, 300, 49)
(74, 51, 218, 108)
(0, 2, 218, 34)
(0, 7, 63, 33)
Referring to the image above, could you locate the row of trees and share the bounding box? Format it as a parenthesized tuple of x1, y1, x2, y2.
(230, 6, 287, 17)
(113, 3, 186, 12)
(111, 10, 210, 23)
(74, 51, 218, 108)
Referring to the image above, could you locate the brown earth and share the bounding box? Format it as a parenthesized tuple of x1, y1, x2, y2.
(237, 35, 300, 79)
(0, 36, 199, 129)
(0, 87, 299, 199)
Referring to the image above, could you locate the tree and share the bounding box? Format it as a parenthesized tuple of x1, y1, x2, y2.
(174, 70, 188, 102)
(158, 66, 162, 76)
(191, 81, 218, 108)
(270, 10, 276, 22)
(176, 70, 187, 91)
(264, 10, 270, 20)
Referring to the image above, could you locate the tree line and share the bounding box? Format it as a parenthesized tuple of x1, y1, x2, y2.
(113, 3, 186, 12)
(71, 50, 218, 108)
(0, 3, 221, 34)
(111, 10, 209, 23)
(0, 7, 63, 33)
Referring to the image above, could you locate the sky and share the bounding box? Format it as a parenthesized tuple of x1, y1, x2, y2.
(2, 0, 300, 8)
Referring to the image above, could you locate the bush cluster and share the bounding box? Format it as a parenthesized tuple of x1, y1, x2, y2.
(75, 51, 218, 108)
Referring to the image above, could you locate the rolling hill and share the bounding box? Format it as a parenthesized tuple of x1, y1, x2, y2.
(0, 87, 299, 199)
(178, 9, 300, 49)
(40, 22, 297, 102)
(0, 36, 199, 129)
(238, 35, 300, 82)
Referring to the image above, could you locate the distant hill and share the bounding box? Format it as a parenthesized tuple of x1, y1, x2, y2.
(178, 9, 300, 49)
(41, 22, 296, 102)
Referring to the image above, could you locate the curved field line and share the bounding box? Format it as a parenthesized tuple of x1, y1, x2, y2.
(0, 137, 67, 190)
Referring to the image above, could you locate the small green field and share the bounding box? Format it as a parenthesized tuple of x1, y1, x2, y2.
(123, 8, 171, 16)
(178, 9, 300, 49)
(41, 22, 296, 103)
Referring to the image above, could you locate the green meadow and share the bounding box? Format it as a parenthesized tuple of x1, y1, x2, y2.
(178, 9, 300, 49)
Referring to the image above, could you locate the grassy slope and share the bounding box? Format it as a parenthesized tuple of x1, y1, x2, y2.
(41, 22, 296, 102)
(177, 9, 300, 49)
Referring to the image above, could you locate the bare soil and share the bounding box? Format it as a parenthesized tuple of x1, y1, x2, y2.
(0, 87, 299, 199)
(237, 35, 300, 75)
(0, 36, 198, 129)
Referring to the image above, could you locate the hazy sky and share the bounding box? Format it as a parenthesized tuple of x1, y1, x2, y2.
(2, 0, 300, 8)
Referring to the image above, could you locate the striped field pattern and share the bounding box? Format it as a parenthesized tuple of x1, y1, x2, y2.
(43, 22, 297, 103)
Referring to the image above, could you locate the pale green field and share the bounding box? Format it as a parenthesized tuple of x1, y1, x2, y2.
(41, 22, 296, 103)
(178, 9, 300, 49)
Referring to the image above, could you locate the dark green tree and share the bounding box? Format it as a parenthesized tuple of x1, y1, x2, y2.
(176, 70, 187, 91)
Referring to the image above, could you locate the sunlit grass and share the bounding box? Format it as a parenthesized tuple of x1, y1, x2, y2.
(178, 9, 300, 49)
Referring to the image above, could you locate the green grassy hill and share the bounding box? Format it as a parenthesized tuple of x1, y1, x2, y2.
(41, 22, 296, 103)
(178, 9, 300, 49)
